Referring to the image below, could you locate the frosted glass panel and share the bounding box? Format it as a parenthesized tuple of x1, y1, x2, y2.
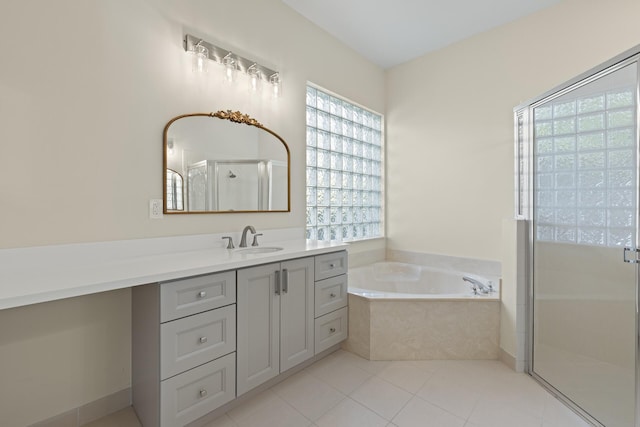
(577, 113, 605, 132)
(578, 95, 605, 113)
(577, 133, 605, 150)
(578, 209, 606, 227)
(532, 61, 638, 427)
(306, 85, 383, 241)
(533, 65, 637, 247)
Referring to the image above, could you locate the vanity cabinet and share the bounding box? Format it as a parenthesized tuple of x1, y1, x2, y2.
(236, 257, 315, 396)
(132, 249, 347, 426)
(133, 271, 237, 427)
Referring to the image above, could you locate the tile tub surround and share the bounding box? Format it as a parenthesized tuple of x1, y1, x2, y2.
(345, 252, 501, 361)
(344, 294, 500, 360)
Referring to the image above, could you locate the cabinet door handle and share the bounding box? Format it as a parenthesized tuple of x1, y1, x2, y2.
(329, 327, 336, 333)
(282, 269, 288, 294)
(199, 389, 208, 398)
(197, 291, 207, 299)
(275, 270, 281, 295)
(199, 336, 208, 344)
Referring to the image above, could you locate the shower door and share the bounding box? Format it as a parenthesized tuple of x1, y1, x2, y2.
(530, 58, 638, 426)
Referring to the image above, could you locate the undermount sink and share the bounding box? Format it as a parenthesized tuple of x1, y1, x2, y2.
(235, 246, 284, 254)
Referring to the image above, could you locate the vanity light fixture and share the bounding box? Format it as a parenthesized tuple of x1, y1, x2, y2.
(222, 52, 237, 83)
(270, 73, 281, 98)
(191, 41, 209, 73)
(247, 64, 261, 92)
(184, 34, 281, 97)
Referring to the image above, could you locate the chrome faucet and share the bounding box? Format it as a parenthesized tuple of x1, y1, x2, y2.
(463, 275, 493, 294)
(239, 225, 257, 248)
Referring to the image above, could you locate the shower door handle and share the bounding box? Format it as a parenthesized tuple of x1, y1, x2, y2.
(623, 247, 640, 263)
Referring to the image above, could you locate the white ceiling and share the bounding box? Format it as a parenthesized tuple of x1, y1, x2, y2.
(282, 0, 561, 69)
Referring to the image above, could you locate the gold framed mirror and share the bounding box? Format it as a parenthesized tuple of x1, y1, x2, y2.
(163, 111, 290, 213)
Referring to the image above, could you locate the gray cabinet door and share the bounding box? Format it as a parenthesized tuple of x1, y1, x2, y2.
(280, 257, 315, 372)
(237, 262, 280, 396)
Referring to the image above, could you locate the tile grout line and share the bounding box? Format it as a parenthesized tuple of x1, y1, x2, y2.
(372, 364, 434, 395)
(268, 368, 349, 425)
(275, 386, 325, 426)
(386, 389, 416, 426)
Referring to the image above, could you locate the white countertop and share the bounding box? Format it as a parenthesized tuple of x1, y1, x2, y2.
(0, 231, 348, 310)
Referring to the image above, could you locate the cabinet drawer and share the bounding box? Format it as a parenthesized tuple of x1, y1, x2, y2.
(315, 275, 348, 318)
(161, 271, 236, 322)
(161, 353, 235, 427)
(314, 306, 348, 354)
(314, 251, 348, 281)
(161, 305, 236, 380)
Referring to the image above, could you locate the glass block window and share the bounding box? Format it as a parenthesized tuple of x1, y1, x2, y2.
(533, 83, 637, 247)
(306, 85, 384, 242)
(514, 110, 529, 219)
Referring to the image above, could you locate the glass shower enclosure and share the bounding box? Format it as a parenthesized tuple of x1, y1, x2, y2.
(516, 49, 640, 426)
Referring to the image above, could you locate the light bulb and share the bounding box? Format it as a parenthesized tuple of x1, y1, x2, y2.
(191, 43, 208, 73)
(247, 64, 261, 93)
(270, 73, 281, 98)
(223, 53, 237, 83)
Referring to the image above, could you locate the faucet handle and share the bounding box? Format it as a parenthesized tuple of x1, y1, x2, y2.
(222, 236, 234, 249)
(251, 233, 263, 247)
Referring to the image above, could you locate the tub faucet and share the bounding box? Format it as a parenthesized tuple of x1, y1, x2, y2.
(239, 225, 257, 247)
(463, 275, 493, 295)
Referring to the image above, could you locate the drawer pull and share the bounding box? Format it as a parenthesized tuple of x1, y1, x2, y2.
(199, 389, 208, 398)
(197, 291, 207, 299)
(282, 269, 289, 294)
(199, 336, 208, 344)
(330, 293, 336, 298)
(329, 263, 335, 268)
(329, 327, 336, 333)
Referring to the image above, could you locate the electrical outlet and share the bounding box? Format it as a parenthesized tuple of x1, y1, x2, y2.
(149, 199, 163, 219)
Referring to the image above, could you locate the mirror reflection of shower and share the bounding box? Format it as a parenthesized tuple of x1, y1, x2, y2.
(163, 112, 290, 213)
(165, 169, 184, 210)
(186, 159, 287, 212)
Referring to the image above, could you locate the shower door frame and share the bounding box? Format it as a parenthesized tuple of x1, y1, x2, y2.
(517, 45, 640, 427)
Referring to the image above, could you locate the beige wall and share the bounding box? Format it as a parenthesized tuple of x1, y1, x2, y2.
(0, 290, 131, 426)
(0, 1, 384, 424)
(4, 0, 640, 423)
(386, 0, 640, 357)
(0, 0, 384, 249)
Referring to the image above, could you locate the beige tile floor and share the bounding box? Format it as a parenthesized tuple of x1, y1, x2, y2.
(91, 350, 591, 427)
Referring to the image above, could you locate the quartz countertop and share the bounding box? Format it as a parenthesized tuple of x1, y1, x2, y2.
(0, 233, 348, 310)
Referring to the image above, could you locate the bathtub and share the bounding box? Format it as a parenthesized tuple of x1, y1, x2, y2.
(348, 262, 500, 300)
(344, 261, 501, 361)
